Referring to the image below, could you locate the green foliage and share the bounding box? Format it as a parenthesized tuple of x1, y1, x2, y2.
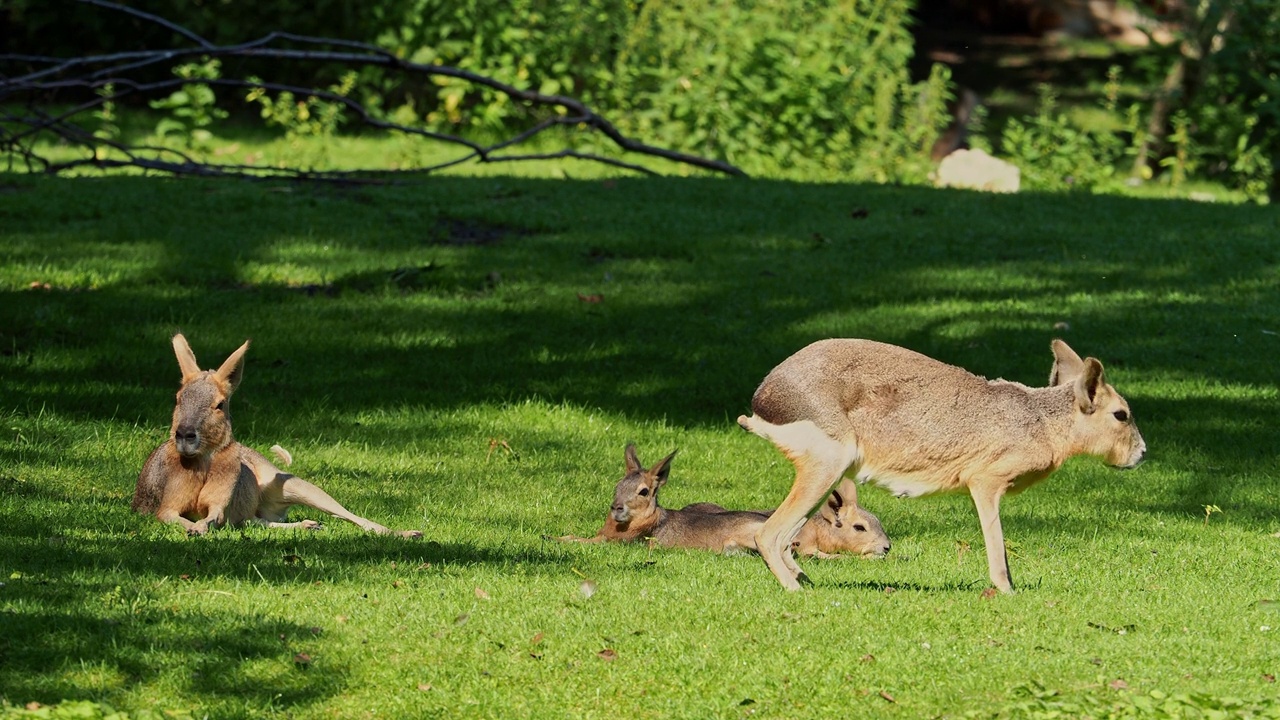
(1000, 84, 1126, 191)
(246, 72, 357, 168)
(1149, 0, 1280, 201)
(600, 0, 948, 179)
(147, 58, 228, 150)
(6, 0, 946, 180)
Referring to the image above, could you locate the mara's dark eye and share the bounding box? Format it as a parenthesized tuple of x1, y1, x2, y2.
(1113, 410, 1129, 422)
(637, 487, 650, 497)
(216, 400, 226, 411)
(853, 524, 867, 532)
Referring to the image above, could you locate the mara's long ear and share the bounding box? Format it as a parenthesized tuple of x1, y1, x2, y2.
(214, 340, 250, 394)
(172, 333, 201, 381)
(1072, 357, 1106, 413)
(651, 450, 678, 488)
(624, 443, 643, 476)
(818, 485, 845, 526)
(1049, 339, 1085, 386)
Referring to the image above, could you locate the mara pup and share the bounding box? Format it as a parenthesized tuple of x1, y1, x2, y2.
(563, 444, 766, 553)
(681, 478, 891, 559)
(738, 339, 1145, 592)
(132, 333, 422, 538)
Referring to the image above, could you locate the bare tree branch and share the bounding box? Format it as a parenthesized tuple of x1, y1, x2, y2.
(0, 0, 745, 181)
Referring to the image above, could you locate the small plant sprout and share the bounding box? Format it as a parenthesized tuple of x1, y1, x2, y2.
(1203, 504, 1222, 526)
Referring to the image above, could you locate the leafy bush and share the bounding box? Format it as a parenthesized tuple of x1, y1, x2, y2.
(5, 0, 949, 180)
(602, 0, 950, 180)
(1184, 0, 1280, 201)
(1000, 84, 1127, 192)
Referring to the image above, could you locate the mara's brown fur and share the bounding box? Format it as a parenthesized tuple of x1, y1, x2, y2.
(681, 479, 891, 559)
(133, 334, 422, 538)
(739, 338, 1145, 592)
(561, 445, 766, 554)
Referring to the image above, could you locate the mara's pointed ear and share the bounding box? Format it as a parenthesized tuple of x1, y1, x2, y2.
(624, 443, 643, 476)
(172, 333, 201, 381)
(818, 485, 845, 525)
(1072, 357, 1106, 413)
(214, 340, 250, 394)
(651, 450, 678, 487)
(1049, 339, 1085, 386)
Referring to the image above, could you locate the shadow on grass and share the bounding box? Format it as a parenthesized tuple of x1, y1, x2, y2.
(0, 601, 340, 713)
(2, 176, 1276, 507)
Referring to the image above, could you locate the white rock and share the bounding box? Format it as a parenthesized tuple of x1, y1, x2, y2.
(935, 148, 1021, 193)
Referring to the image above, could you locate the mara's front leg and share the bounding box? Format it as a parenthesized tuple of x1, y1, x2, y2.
(970, 481, 1013, 593)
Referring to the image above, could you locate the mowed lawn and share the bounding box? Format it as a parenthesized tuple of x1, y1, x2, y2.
(1, 172, 1278, 719)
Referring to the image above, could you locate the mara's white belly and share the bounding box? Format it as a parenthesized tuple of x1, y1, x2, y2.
(854, 466, 959, 499)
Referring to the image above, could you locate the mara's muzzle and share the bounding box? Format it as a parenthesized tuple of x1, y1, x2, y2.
(174, 427, 201, 457)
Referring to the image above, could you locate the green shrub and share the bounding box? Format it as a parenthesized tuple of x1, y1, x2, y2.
(1000, 84, 1126, 191)
(5, 0, 948, 180)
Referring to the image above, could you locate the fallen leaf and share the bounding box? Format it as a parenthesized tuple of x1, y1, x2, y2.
(1109, 679, 1129, 690)
(531, 632, 545, 645)
(309, 626, 322, 636)
(293, 653, 312, 668)
(335, 615, 349, 624)
(739, 698, 756, 706)
(879, 691, 896, 703)
(25, 703, 42, 711)
(981, 588, 998, 600)
(577, 292, 604, 304)
(454, 613, 470, 626)
(1264, 674, 1276, 683)
(883, 586, 897, 595)
(475, 586, 491, 600)
(579, 579, 597, 599)
(597, 648, 617, 661)
(392, 580, 404, 588)
(860, 654, 875, 663)
(179, 574, 191, 581)
(282, 554, 302, 565)
(417, 683, 432, 692)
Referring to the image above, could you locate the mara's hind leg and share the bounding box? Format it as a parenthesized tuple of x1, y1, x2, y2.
(264, 471, 423, 538)
(739, 416, 855, 591)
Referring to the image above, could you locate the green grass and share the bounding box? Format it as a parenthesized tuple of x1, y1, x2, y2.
(1, 170, 1279, 719)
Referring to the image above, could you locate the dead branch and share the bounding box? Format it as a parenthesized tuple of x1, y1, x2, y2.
(0, 0, 745, 181)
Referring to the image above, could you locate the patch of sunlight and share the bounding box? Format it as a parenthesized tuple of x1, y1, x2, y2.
(0, 238, 165, 291)
(50, 661, 130, 696)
